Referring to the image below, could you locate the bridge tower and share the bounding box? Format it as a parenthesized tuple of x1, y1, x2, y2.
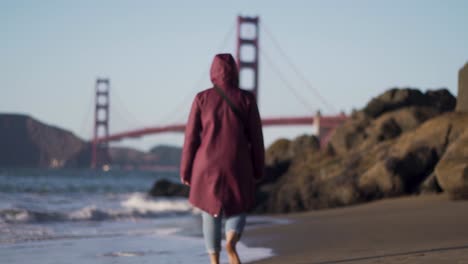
(236, 16, 260, 101)
(91, 78, 111, 169)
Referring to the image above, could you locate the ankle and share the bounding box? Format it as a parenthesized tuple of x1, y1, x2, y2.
(209, 252, 220, 264)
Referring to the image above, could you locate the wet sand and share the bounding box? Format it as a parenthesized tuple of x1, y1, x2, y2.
(244, 194, 468, 263)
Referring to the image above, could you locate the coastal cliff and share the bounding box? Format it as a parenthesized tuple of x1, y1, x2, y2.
(0, 114, 91, 168)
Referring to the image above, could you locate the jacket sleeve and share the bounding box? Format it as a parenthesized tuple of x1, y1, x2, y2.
(180, 95, 202, 184)
(247, 94, 265, 181)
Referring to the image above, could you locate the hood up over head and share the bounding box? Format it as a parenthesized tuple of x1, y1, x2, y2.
(210, 53, 239, 90)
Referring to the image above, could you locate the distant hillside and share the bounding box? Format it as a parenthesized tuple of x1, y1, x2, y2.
(0, 113, 182, 169)
(109, 145, 181, 169)
(0, 113, 91, 168)
(149, 145, 182, 166)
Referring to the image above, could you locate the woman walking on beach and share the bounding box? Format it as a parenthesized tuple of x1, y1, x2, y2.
(180, 53, 265, 264)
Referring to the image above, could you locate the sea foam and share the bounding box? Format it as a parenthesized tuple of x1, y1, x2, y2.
(0, 193, 194, 224)
(121, 192, 194, 214)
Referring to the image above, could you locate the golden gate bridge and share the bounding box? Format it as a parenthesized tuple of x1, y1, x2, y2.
(89, 16, 348, 169)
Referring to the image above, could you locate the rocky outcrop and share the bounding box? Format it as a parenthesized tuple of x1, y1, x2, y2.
(0, 114, 91, 168)
(329, 88, 456, 155)
(362, 88, 455, 118)
(265, 135, 320, 165)
(357, 112, 468, 198)
(262, 135, 320, 185)
(148, 179, 189, 197)
(435, 127, 468, 199)
(253, 88, 465, 214)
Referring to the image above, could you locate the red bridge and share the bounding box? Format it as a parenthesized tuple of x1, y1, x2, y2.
(96, 116, 347, 143)
(90, 16, 348, 168)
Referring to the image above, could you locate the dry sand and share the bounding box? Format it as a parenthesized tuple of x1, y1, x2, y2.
(244, 194, 468, 263)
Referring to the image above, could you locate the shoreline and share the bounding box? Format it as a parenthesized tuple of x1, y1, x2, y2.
(244, 194, 468, 263)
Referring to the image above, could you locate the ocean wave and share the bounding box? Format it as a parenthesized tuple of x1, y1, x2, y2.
(0, 194, 194, 224)
(121, 193, 194, 214)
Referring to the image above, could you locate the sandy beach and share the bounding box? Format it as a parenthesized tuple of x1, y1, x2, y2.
(244, 194, 468, 264)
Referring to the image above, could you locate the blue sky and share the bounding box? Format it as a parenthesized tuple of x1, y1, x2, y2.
(1, 0, 467, 150)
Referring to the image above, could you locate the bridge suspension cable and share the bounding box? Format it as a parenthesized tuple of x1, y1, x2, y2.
(262, 23, 338, 114)
(155, 21, 237, 125)
(111, 84, 146, 129)
(158, 68, 208, 124)
(78, 89, 95, 140)
(260, 47, 316, 113)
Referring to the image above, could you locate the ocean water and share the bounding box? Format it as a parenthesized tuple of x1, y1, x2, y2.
(0, 169, 275, 263)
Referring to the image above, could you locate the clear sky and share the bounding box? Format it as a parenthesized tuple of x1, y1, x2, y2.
(1, 0, 467, 150)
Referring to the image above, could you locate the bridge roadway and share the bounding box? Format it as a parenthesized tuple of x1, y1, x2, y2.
(95, 115, 347, 143)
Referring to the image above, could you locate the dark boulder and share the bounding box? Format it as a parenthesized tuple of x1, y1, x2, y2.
(363, 88, 455, 118)
(358, 146, 438, 198)
(358, 112, 468, 199)
(262, 135, 320, 185)
(148, 179, 189, 198)
(329, 87, 456, 156)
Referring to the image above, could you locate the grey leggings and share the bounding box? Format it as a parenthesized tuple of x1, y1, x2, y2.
(201, 210, 247, 253)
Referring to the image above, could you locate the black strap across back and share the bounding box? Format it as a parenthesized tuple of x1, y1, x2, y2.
(213, 86, 244, 122)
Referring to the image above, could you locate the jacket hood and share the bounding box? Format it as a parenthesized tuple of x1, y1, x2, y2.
(210, 53, 239, 90)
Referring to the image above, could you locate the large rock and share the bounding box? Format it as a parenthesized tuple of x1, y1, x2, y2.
(256, 109, 466, 214)
(363, 88, 455, 118)
(256, 135, 322, 213)
(148, 179, 189, 197)
(358, 112, 468, 198)
(435, 128, 468, 199)
(263, 135, 320, 185)
(329, 88, 455, 156)
(330, 105, 448, 155)
(456, 62, 468, 112)
(358, 146, 438, 198)
(253, 88, 462, 214)
(257, 146, 362, 213)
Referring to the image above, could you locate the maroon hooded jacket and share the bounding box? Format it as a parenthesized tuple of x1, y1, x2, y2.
(180, 54, 265, 217)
